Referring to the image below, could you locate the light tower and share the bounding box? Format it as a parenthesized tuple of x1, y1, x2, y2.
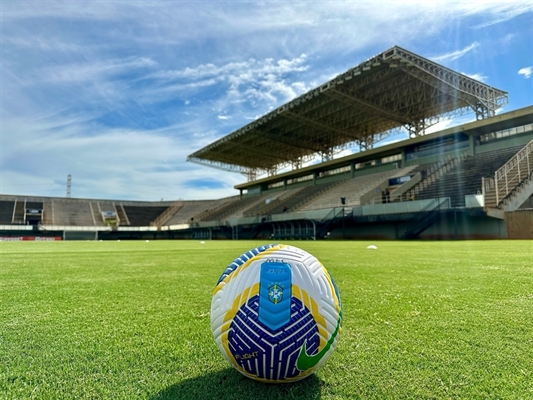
(66, 174, 72, 198)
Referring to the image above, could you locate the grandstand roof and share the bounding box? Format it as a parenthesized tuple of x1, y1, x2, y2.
(187, 45, 508, 179)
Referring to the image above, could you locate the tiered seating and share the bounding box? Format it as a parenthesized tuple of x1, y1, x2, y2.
(166, 199, 226, 225)
(114, 203, 130, 225)
(242, 191, 288, 217)
(273, 186, 321, 214)
(151, 201, 184, 227)
(297, 167, 417, 211)
(243, 187, 305, 217)
(52, 200, 95, 226)
(25, 201, 43, 210)
(42, 200, 54, 225)
(0, 200, 15, 224)
(413, 145, 524, 207)
(89, 202, 104, 226)
(121, 205, 168, 226)
(12, 200, 26, 224)
(197, 195, 270, 222)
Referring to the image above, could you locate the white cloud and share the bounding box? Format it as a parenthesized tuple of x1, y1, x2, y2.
(464, 2, 533, 28)
(1, 116, 241, 200)
(432, 42, 480, 62)
(2, 1, 533, 200)
(461, 72, 488, 82)
(425, 115, 477, 135)
(518, 67, 532, 79)
(43, 57, 157, 84)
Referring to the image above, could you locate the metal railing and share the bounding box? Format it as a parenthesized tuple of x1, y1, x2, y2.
(493, 140, 533, 205)
(151, 200, 184, 227)
(399, 197, 450, 239)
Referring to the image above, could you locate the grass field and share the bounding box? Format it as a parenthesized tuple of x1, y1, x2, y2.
(1, 240, 532, 399)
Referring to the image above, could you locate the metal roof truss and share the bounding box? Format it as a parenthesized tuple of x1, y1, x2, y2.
(187, 46, 508, 180)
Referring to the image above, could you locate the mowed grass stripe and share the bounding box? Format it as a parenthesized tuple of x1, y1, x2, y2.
(1, 240, 532, 399)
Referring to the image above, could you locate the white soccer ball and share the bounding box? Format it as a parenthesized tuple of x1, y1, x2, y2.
(210, 244, 342, 383)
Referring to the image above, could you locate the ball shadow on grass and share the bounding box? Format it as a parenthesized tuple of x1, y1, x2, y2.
(152, 368, 323, 400)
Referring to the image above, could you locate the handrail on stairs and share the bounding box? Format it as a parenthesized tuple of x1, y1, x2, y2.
(493, 140, 533, 205)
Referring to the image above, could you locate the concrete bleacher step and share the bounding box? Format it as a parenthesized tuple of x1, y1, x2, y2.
(293, 179, 349, 212)
(114, 203, 130, 226)
(121, 205, 168, 226)
(243, 187, 303, 217)
(51, 200, 95, 226)
(410, 146, 523, 207)
(196, 195, 265, 222)
(91, 202, 104, 226)
(242, 191, 287, 217)
(190, 196, 241, 222)
(0, 200, 16, 225)
(165, 200, 219, 225)
(295, 167, 417, 211)
(12, 199, 26, 224)
(42, 200, 54, 225)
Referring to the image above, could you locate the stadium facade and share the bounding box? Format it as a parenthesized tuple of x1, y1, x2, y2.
(1, 47, 532, 240)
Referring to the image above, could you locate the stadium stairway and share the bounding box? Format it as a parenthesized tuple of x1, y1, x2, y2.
(90, 202, 105, 226)
(189, 196, 241, 223)
(408, 145, 525, 208)
(399, 197, 450, 239)
(484, 139, 533, 219)
(151, 200, 184, 227)
(403, 155, 464, 203)
(42, 200, 55, 225)
(193, 195, 265, 223)
(165, 200, 219, 225)
(114, 203, 130, 226)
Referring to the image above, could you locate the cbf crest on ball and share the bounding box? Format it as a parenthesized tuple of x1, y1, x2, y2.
(210, 244, 342, 383)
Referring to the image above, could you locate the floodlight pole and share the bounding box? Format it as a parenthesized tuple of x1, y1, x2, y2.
(66, 174, 72, 198)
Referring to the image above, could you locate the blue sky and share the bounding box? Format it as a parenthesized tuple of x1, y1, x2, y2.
(1, 1, 532, 201)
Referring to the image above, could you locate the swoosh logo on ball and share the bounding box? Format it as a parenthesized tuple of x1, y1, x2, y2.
(296, 311, 342, 371)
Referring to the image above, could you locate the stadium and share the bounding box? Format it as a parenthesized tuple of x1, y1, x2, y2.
(2, 43, 533, 399)
(1, 46, 532, 242)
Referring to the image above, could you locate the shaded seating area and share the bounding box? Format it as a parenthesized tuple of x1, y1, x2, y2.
(0, 200, 15, 224)
(121, 205, 168, 226)
(412, 145, 525, 207)
(52, 200, 95, 226)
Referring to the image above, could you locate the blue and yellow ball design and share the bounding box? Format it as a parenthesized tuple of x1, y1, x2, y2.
(210, 244, 342, 383)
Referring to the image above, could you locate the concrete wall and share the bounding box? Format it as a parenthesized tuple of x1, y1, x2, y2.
(421, 214, 506, 240)
(519, 195, 533, 209)
(329, 211, 507, 240)
(505, 210, 533, 239)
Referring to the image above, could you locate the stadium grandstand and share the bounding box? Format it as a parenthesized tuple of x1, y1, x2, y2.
(1, 46, 532, 241)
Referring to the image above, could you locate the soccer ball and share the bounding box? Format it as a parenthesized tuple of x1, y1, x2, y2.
(210, 244, 342, 383)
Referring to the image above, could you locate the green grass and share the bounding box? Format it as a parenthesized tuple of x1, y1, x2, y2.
(1, 240, 532, 399)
